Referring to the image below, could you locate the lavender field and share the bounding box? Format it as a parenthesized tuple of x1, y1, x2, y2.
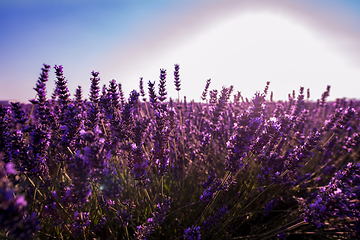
(1, 63, 359, 239)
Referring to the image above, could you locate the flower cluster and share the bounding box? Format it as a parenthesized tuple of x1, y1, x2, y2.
(134, 197, 172, 240)
(301, 162, 360, 237)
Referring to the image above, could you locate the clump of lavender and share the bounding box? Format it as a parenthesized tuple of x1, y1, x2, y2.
(71, 211, 91, 238)
(120, 90, 139, 139)
(301, 162, 360, 237)
(134, 197, 171, 240)
(225, 88, 267, 174)
(10, 102, 27, 127)
(128, 120, 150, 187)
(202, 205, 228, 230)
(68, 152, 91, 206)
(80, 126, 107, 178)
(25, 123, 51, 185)
(152, 108, 170, 176)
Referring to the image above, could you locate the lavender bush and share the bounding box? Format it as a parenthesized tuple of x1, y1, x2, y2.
(0, 63, 359, 239)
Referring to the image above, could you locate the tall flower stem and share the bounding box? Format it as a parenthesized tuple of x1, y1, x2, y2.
(178, 108, 185, 163)
(196, 171, 232, 225)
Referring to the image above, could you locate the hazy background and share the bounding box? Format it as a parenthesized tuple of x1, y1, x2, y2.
(1, 0, 360, 103)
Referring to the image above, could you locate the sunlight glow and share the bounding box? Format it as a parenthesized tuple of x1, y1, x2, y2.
(110, 11, 360, 101)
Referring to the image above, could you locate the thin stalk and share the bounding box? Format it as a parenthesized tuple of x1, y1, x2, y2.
(145, 101, 150, 117)
(178, 108, 185, 163)
(322, 132, 335, 147)
(161, 175, 164, 197)
(195, 171, 231, 225)
(143, 188, 154, 213)
(101, 119, 107, 136)
(124, 225, 130, 240)
(259, 220, 307, 240)
(218, 170, 289, 235)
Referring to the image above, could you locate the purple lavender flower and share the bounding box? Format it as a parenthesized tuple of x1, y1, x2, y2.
(301, 162, 360, 237)
(202, 205, 228, 230)
(4, 126, 29, 167)
(174, 64, 181, 92)
(152, 108, 170, 176)
(81, 126, 107, 178)
(120, 90, 139, 138)
(225, 111, 253, 173)
(68, 152, 91, 206)
(139, 77, 147, 102)
(74, 85, 83, 108)
(290, 86, 305, 118)
(25, 123, 51, 185)
(148, 80, 158, 109)
(8, 212, 41, 240)
(54, 65, 70, 120)
(200, 176, 233, 202)
(86, 71, 101, 129)
(60, 103, 83, 150)
(335, 106, 356, 131)
(211, 86, 233, 130)
(264, 198, 280, 216)
(99, 84, 109, 117)
(10, 102, 27, 126)
(89, 71, 100, 103)
(134, 197, 171, 240)
(30, 63, 51, 125)
(343, 131, 360, 153)
(72, 211, 91, 238)
(128, 120, 150, 187)
(115, 202, 133, 227)
(99, 164, 123, 200)
(158, 68, 167, 103)
(118, 83, 126, 107)
(307, 88, 310, 99)
(320, 85, 331, 107)
(184, 225, 201, 240)
(108, 79, 119, 109)
(201, 79, 211, 102)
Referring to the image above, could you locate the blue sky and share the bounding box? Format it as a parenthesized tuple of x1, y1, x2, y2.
(1, 0, 360, 103)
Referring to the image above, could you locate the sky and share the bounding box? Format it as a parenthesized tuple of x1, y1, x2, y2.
(1, 0, 360, 103)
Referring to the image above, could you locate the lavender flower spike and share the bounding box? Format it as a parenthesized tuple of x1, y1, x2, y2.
(174, 64, 181, 92)
(184, 225, 201, 240)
